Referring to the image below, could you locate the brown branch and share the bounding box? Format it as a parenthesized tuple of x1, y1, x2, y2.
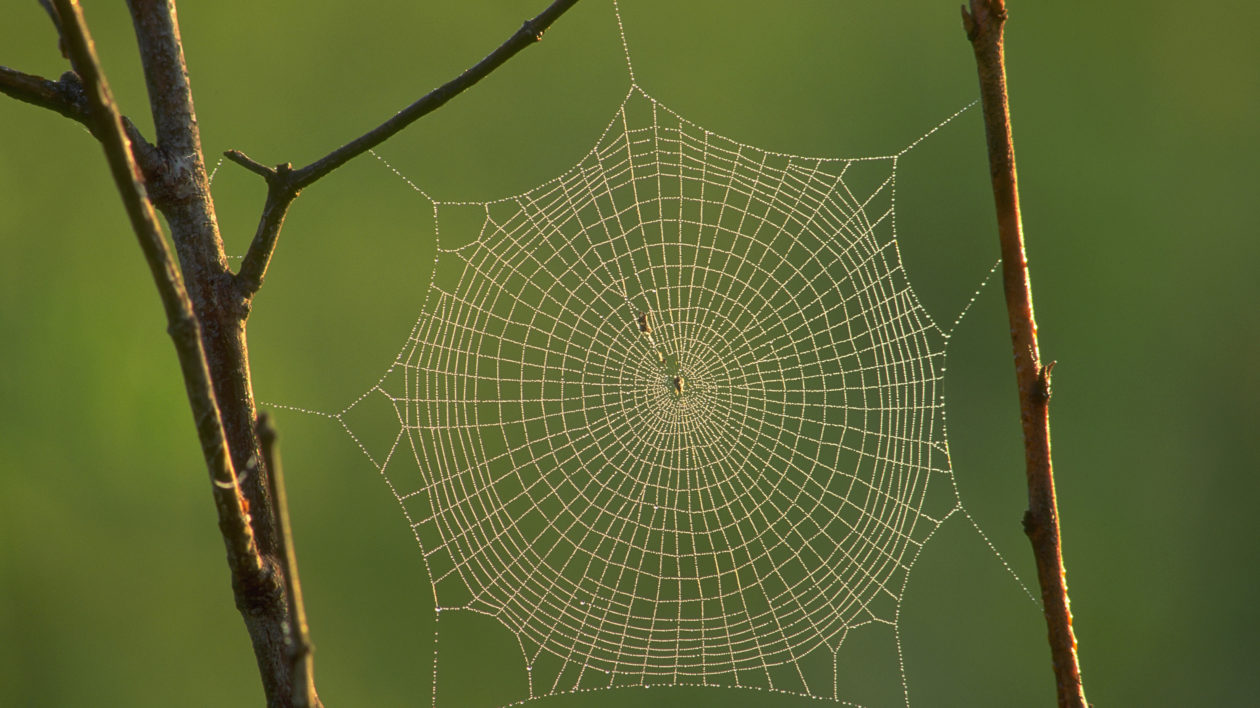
(49, 0, 264, 598)
(961, 2, 1087, 706)
(0, 65, 162, 171)
(126, 0, 284, 561)
(289, 0, 581, 189)
(0, 66, 83, 120)
(122, 1, 325, 705)
(127, 0, 235, 300)
(259, 413, 317, 708)
(38, 0, 69, 58)
(17, 0, 586, 704)
(228, 153, 299, 300)
(7, 3, 316, 705)
(230, 0, 582, 300)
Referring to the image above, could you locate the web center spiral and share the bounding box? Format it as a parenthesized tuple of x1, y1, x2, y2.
(390, 88, 955, 687)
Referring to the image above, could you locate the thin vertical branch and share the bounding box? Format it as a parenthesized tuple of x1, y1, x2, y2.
(961, 1, 1087, 706)
(124, 1, 322, 704)
(259, 414, 317, 708)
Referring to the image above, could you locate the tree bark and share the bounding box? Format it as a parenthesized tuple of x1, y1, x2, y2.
(123, 1, 311, 704)
(961, 2, 1088, 706)
(50, 0, 310, 705)
(8, 0, 584, 704)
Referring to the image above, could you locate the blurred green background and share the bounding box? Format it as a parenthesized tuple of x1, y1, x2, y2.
(1, 1, 1256, 706)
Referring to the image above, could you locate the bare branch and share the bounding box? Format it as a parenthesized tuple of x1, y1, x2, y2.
(0, 66, 83, 120)
(123, 3, 331, 705)
(225, 148, 280, 179)
(290, 0, 581, 190)
(49, 0, 263, 585)
(259, 413, 318, 708)
(230, 0, 582, 300)
(19, 0, 582, 704)
(962, 2, 1087, 706)
(127, 0, 236, 311)
(125, 0, 285, 557)
(0, 65, 162, 171)
(227, 155, 299, 299)
(38, 0, 69, 58)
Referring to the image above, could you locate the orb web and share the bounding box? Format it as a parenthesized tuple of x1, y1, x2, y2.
(364, 85, 963, 703)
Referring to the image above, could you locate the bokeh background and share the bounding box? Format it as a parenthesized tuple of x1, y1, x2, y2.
(2, 1, 1256, 706)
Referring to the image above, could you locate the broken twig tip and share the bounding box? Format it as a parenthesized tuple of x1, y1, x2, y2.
(224, 149, 275, 179)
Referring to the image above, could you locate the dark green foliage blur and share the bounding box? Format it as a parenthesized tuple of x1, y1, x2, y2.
(1, 1, 1255, 706)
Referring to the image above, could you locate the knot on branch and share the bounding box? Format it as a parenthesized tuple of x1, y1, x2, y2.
(224, 151, 299, 198)
(54, 70, 88, 113)
(231, 553, 286, 615)
(137, 146, 202, 207)
(1035, 360, 1056, 404)
(522, 18, 545, 41)
(268, 162, 299, 200)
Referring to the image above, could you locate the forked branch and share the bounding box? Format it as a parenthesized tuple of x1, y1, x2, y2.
(230, 0, 582, 300)
(47, 0, 265, 598)
(961, 1, 1087, 706)
(7, 0, 584, 705)
(0, 65, 161, 173)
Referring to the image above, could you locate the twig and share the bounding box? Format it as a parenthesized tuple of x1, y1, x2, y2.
(0, 66, 83, 120)
(48, 0, 264, 588)
(38, 0, 69, 58)
(0, 65, 162, 171)
(289, 0, 581, 189)
(230, 0, 582, 299)
(961, 2, 1087, 706)
(227, 154, 299, 301)
(259, 413, 317, 708)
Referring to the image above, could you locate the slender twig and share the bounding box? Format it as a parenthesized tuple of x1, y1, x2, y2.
(49, 0, 263, 583)
(961, 2, 1087, 706)
(289, 0, 581, 189)
(228, 154, 299, 300)
(224, 148, 278, 179)
(38, 0, 69, 58)
(0, 66, 83, 120)
(259, 413, 317, 708)
(230, 0, 582, 299)
(0, 65, 161, 169)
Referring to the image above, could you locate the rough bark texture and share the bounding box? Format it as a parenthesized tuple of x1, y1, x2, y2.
(962, 1, 1088, 706)
(48, 0, 308, 705)
(124, 1, 307, 704)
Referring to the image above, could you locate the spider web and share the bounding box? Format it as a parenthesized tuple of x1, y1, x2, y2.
(326, 77, 989, 705)
(263, 4, 1045, 705)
